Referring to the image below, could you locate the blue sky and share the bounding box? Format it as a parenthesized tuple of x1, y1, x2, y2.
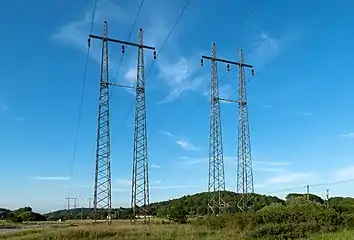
(1, 0, 354, 213)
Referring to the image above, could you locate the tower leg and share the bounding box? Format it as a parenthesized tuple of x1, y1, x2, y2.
(131, 28, 150, 224)
(236, 49, 254, 212)
(93, 20, 112, 223)
(208, 43, 226, 215)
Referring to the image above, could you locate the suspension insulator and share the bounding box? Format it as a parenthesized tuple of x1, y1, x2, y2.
(201, 59, 204, 67)
(88, 38, 91, 48)
(251, 68, 255, 76)
(227, 64, 230, 71)
(153, 51, 157, 59)
(121, 45, 125, 54)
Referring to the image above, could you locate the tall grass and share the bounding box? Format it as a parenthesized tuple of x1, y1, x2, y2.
(1, 220, 354, 239)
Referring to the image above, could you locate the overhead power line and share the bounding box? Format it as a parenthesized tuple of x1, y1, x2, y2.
(120, 0, 193, 126)
(144, 0, 193, 82)
(111, 0, 145, 91)
(70, 0, 98, 178)
(264, 178, 354, 195)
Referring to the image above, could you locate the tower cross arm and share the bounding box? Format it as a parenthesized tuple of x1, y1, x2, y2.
(218, 97, 245, 104)
(201, 55, 253, 69)
(89, 34, 155, 50)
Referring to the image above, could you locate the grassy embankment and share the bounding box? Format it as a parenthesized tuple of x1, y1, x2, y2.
(1, 220, 354, 240)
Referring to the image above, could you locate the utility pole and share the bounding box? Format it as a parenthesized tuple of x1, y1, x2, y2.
(131, 28, 156, 225)
(66, 197, 78, 210)
(201, 43, 226, 215)
(66, 197, 71, 210)
(73, 197, 78, 209)
(89, 22, 156, 225)
(306, 185, 310, 200)
(202, 48, 255, 212)
(87, 198, 93, 209)
(326, 189, 329, 208)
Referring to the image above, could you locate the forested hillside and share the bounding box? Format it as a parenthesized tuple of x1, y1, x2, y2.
(0, 207, 46, 222)
(43, 191, 354, 221)
(5, 192, 354, 238)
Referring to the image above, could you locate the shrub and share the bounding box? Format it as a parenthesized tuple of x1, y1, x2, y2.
(167, 204, 188, 224)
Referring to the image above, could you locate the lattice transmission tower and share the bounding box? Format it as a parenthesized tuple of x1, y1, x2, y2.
(92, 21, 112, 222)
(236, 49, 255, 211)
(131, 28, 156, 224)
(202, 47, 255, 212)
(201, 43, 225, 215)
(89, 23, 155, 224)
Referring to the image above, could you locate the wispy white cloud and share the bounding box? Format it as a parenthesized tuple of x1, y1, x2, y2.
(151, 164, 161, 169)
(159, 130, 175, 138)
(254, 184, 266, 189)
(250, 32, 281, 68)
(51, 0, 132, 60)
(153, 180, 162, 184)
(151, 185, 198, 190)
(161, 130, 200, 151)
(112, 184, 198, 192)
(333, 165, 354, 181)
(52, 0, 205, 102)
(51, 0, 141, 91)
(179, 156, 208, 166)
(34, 176, 71, 181)
(112, 188, 130, 192)
(178, 156, 235, 167)
(254, 167, 286, 173)
(158, 57, 207, 103)
(340, 132, 354, 139)
(253, 161, 292, 167)
(115, 179, 132, 186)
(266, 172, 314, 184)
(250, 28, 304, 70)
(176, 139, 200, 151)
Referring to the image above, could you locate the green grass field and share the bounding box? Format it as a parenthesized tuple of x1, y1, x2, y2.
(1, 220, 354, 240)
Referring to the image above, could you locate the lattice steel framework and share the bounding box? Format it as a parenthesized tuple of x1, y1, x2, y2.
(207, 43, 225, 215)
(93, 20, 112, 222)
(236, 49, 254, 211)
(131, 28, 150, 224)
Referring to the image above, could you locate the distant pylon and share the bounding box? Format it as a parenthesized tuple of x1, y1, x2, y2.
(236, 49, 254, 211)
(207, 43, 225, 215)
(93, 20, 112, 222)
(131, 28, 150, 224)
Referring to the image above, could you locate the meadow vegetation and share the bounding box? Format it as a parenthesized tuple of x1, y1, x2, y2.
(2, 191, 354, 239)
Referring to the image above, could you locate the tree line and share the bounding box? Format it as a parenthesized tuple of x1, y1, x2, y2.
(0, 207, 46, 223)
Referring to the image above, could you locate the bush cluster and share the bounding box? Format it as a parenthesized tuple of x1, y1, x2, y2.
(196, 197, 354, 239)
(3, 207, 46, 223)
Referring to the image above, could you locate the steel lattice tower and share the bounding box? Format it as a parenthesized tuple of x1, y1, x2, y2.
(207, 43, 225, 215)
(93, 20, 112, 221)
(236, 49, 254, 211)
(131, 28, 150, 224)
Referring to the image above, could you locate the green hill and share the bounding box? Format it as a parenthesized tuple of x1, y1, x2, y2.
(0, 207, 46, 222)
(44, 191, 284, 220)
(43, 191, 354, 221)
